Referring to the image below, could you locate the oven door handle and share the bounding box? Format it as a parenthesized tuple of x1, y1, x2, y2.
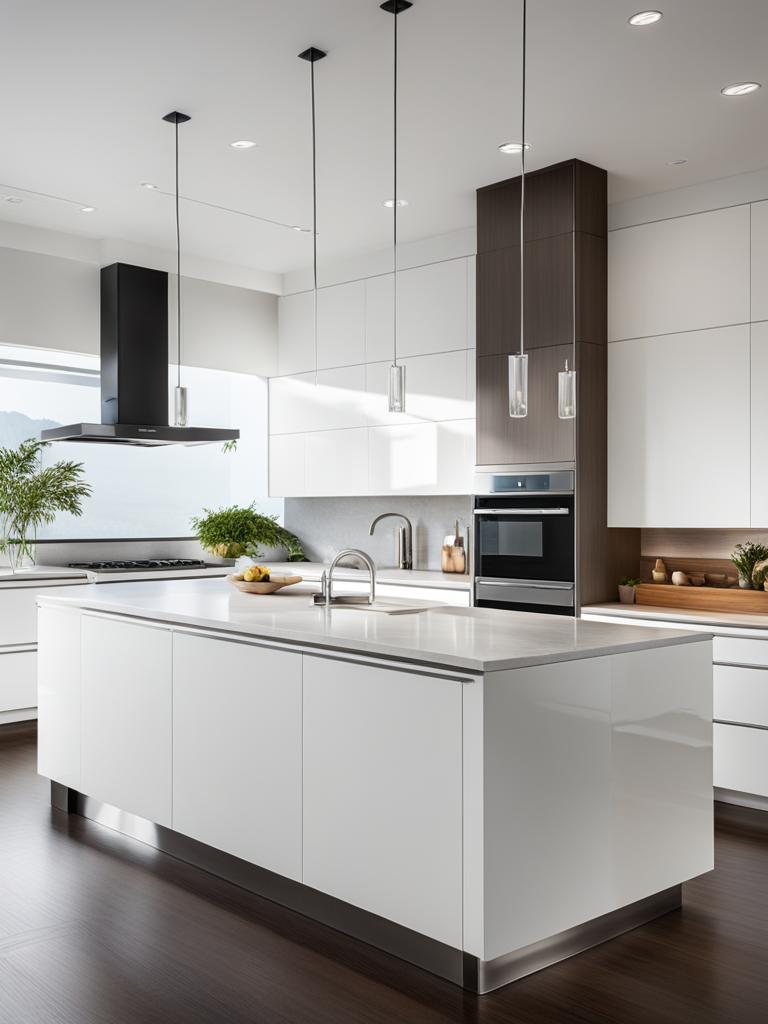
(473, 508, 570, 516)
(477, 579, 574, 591)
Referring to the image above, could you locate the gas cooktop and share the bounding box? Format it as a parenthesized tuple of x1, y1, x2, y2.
(68, 558, 211, 573)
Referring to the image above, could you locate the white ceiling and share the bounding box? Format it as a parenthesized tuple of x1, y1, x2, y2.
(1, 0, 766, 278)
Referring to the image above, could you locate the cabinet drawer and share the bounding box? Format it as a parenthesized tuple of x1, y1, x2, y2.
(0, 589, 39, 646)
(714, 722, 768, 797)
(0, 650, 36, 712)
(713, 636, 768, 668)
(714, 665, 768, 727)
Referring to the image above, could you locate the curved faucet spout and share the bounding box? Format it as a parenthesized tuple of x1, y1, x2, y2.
(369, 513, 413, 571)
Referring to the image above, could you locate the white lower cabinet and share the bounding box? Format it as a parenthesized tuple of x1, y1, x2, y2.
(37, 605, 82, 789)
(302, 656, 464, 948)
(172, 633, 303, 881)
(81, 614, 172, 827)
(0, 650, 36, 714)
(714, 723, 768, 798)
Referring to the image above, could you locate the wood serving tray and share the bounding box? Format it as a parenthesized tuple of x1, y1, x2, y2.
(636, 582, 768, 614)
(228, 574, 303, 595)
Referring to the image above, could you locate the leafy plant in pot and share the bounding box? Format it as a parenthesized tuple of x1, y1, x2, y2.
(618, 577, 641, 604)
(0, 439, 91, 572)
(191, 503, 305, 563)
(730, 542, 768, 590)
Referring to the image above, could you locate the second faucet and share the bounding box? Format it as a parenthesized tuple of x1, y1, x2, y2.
(369, 513, 413, 571)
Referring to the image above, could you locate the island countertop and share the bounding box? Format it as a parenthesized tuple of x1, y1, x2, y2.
(37, 577, 709, 673)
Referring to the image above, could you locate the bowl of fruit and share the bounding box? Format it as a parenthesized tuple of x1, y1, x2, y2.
(228, 565, 303, 595)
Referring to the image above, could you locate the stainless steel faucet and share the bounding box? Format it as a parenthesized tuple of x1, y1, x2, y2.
(369, 513, 413, 570)
(313, 548, 377, 607)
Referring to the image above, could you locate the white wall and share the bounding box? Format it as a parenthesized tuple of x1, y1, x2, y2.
(0, 240, 279, 376)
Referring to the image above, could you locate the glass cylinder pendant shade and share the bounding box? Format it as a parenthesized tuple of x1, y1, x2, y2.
(174, 385, 189, 427)
(508, 353, 529, 418)
(388, 363, 406, 413)
(557, 360, 576, 420)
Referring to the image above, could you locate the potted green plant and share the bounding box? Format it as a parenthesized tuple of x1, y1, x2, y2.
(730, 542, 768, 590)
(618, 577, 641, 604)
(191, 503, 305, 563)
(0, 438, 91, 573)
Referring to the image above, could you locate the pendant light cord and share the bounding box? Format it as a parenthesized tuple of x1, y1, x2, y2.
(392, 3, 398, 368)
(519, 0, 526, 360)
(175, 118, 181, 390)
(311, 57, 318, 385)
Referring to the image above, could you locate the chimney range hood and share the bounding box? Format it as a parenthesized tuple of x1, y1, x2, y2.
(42, 263, 239, 446)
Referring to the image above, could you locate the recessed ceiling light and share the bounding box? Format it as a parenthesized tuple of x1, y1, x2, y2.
(628, 11, 663, 26)
(140, 181, 158, 189)
(721, 82, 761, 96)
(498, 142, 531, 154)
(230, 139, 257, 149)
(667, 158, 688, 166)
(80, 206, 96, 213)
(383, 198, 409, 208)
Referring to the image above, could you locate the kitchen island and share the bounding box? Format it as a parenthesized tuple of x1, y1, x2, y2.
(36, 578, 713, 993)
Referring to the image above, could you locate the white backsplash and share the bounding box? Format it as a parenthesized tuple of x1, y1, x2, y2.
(284, 496, 473, 571)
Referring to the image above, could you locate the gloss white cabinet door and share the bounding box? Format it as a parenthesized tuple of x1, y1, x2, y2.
(268, 432, 306, 497)
(751, 200, 768, 323)
(714, 722, 768, 797)
(608, 204, 750, 341)
(172, 633, 303, 881)
(278, 291, 314, 375)
(397, 258, 470, 357)
(302, 656, 463, 948)
(80, 614, 172, 826)
(750, 322, 768, 526)
(317, 280, 365, 369)
(0, 588, 39, 646)
(608, 325, 750, 527)
(0, 650, 36, 714)
(37, 605, 82, 789)
(305, 427, 369, 496)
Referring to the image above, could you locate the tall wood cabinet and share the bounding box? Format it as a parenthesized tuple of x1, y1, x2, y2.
(475, 159, 638, 606)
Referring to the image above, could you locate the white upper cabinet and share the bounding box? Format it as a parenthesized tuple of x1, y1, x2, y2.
(368, 419, 474, 496)
(317, 280, 365, 368)
(364, 273, 395, 363)
(269, 432, 306, 497)
(270, 364, 367, 434)
(608, 325, 750, 527)
(396, 258, 470, 356)
(608, 205, 750, 341)
(751, 201, 768, 323)
(278, 291, 314, 376)
(305, 427, 369, 496)
(750, 322, 768, 526)
(365, 350, 473, 427)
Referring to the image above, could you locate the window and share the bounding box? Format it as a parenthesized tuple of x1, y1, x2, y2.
(0, 345, 281, 539)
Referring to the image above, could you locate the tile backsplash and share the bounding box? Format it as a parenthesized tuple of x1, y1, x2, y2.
(284, 496, 472, 571)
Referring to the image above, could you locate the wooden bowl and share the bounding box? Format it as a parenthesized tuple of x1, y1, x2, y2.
(228, 574, 303, 595)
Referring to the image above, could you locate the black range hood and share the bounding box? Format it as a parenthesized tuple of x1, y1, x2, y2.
(42, 263, 240, 447)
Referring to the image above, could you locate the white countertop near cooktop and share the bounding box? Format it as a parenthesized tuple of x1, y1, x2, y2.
(267, 562, 472, 591)
(583, 601, 768, 632)
(37, 577, 706, 674)
(0, 565, 88, 585)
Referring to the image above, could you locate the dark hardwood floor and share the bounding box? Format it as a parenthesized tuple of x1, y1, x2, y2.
(1, 723, 767, 1024)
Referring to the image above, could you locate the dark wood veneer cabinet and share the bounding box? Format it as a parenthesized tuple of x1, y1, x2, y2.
(475, 158, 639, 605)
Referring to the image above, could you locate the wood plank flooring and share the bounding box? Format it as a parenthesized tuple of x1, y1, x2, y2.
(1, 722, 767, 1023)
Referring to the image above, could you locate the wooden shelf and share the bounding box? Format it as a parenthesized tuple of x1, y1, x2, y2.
(636, 583, 768, 614)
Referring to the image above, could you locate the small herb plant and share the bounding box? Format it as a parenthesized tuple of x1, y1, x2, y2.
(730, 542, 768, 587)
(619, 577, 641, 588)
(191, 503, 305, 562)
(0, 438, 91, 570)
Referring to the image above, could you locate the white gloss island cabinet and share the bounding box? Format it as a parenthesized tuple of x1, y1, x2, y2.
(37, 582, 713, 993)
(269, 258, 476, 498)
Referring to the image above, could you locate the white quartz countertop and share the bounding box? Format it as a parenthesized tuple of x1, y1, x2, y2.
(584, 601, 768, 632)
(37, 577, 708, 674)
(266, 562, 473, 591)
(0, 565, 88, 585)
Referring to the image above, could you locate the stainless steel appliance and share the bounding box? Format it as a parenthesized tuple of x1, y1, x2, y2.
(473, 469, 575, 615)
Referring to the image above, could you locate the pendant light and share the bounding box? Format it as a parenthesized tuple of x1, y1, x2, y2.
(298, 46, 327, 386)
(163, 110, 191, 427)
(382, 0, 412, 414)
(508, 0, 528, 418)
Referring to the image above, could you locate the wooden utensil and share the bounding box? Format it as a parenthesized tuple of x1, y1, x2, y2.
(228, 574, 303, 595)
